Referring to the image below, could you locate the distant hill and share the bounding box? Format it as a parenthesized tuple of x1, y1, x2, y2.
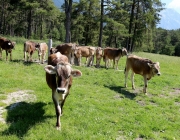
(157, 8, 180, 30)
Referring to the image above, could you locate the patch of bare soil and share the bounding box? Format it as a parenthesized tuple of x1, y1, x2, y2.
(170, 88, 180, 95)
(0, 90, 36, 123)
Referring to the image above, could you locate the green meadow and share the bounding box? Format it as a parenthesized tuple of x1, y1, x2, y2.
(0, 42, 180, 140)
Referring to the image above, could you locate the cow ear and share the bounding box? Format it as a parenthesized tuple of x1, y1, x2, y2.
(71, 70, 82, 77)
(156, 62, 160, 65)
(44, 65, 56, 74)
(147, 63, 153, 68)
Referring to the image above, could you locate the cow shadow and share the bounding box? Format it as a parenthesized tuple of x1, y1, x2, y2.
(104, 85, 136, 99)
(11, 59, 47, 66)
(1, 102, 52, 139)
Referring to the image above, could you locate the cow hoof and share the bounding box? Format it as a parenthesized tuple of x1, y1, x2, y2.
(56, 126, 61, 131)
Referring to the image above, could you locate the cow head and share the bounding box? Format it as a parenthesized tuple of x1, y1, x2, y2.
(50, 47, 57, 54)
(148, 62, 161, 76)
(35, 43, 42, 55)
(122, 47, 128, 56)
(44, 62, 82, 94)
(7, 40, 15, 51)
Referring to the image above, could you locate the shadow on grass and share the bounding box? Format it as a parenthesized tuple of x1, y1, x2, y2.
(1, 102, 52, 139)
(11, 59, 46, 66)
(104, 85, 136, 99)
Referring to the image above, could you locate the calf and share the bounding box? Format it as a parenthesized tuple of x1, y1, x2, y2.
(50, 43, 77, 64)
(103, 47, 127, 69)
(24, 41, 40, 62)
(38, 42, 48, 64)
(74, 46, 96, 66)
(96, 47, 103, 68)
(44, 52, 82, 130)
(124, 54, 161, 94)
(0, 37, 15, 61)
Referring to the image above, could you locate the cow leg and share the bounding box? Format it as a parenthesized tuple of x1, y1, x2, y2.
(10, 52, 12, 61)
(30, 52, 33, 62)
(78, 56, 82, 66)
(115, 59, 119, 70)
(105, 57, 108, 69)
(6, 50, 8, 61)
(124, 68, 129, 88)
(113, 59, 115, 69)
(131, 72, 135, 90)
(54, 103, 61, 130)
(143, 76, 148, 94)
(24, 52, 26, 61)
(52, 92, 61, 130)
(71, 52, 74, 65)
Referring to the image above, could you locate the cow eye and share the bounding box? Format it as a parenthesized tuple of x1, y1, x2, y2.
(66, 75, 71, 79)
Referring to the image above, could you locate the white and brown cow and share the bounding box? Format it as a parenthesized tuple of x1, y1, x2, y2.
(38, 42, 48, 64)
(95, 47, 103, 68)
(103, 47, 127, 69)
(74, 46, 96, 66)
(44, 52, 82, 130)
(50, 43, 77, 64)
(124, 54, 161, 94)
(24, 41, 40, 62)
(0, 37, 15, 61)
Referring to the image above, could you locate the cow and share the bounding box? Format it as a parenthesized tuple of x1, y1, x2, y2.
(124, 54, 161, 94)
(38, 42, 48, 64)
(24, 41, 40, 62)
(103, 47, 128, 69)
(0, 37, 15, 61)
(50, 43, 77, 65)
(44, 52, 82, 130)
(74, 46, 96, 66)
(95, 47, 103, 68)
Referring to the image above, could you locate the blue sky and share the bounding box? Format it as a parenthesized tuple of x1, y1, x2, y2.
(161, 0, 180, 13)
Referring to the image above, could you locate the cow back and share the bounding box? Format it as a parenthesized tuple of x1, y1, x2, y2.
(127, 55, 153, 75)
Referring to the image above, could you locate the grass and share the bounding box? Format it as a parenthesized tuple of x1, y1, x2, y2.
(0, 43, 180, 139)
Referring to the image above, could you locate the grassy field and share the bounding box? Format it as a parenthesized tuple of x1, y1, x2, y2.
(0, 42, 180, 140)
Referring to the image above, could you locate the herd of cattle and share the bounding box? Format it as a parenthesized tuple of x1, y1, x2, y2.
(0, 37, 161, 130)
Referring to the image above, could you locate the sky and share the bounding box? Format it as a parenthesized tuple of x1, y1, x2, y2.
(161, 0, 180, 13)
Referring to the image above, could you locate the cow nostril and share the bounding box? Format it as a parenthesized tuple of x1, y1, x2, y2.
(157, 73, 161, 76)
(57, 88, 66, 94)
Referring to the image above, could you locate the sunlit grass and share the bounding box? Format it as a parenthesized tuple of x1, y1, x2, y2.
(0, 43, 180, 139)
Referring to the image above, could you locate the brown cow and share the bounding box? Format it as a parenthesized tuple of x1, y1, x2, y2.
(0, 37, 15, 61)
(44, 52, 82, 130)
(96, 47, 103, 68)
(74, 46, 96, 66)
(124, 54, 161, 94)
(24, 41, 40, 62)
(103, 47, 127, 69)
(50, 43, 77, 64)
(38, 42, 48, 64)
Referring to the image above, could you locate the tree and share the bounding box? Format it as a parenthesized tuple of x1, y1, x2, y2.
(65, 0, 72, 43)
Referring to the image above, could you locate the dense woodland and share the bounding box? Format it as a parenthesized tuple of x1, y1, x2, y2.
(0, 0, 180, 56)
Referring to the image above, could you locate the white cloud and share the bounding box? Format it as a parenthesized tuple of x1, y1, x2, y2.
(168, 0, 180, 8)
(167, 0, 180, 14)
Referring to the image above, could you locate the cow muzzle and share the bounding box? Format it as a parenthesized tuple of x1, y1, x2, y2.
(56, 88, 66, 94)
(157, 72, 161, 76)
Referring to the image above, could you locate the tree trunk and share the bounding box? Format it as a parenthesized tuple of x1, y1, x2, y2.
(65, 0, 72, 43)
(126, 0, 135, 52)
(98, 0, 104, 47)
(27, 9, 32, 39)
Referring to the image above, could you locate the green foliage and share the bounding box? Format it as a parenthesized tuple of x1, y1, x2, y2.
(0, 43, 180, 139)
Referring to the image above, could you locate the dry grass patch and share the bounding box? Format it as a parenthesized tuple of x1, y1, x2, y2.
(0, 90, 36, 123)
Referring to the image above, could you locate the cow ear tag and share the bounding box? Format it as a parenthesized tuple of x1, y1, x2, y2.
(71, 70, 82, 77)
